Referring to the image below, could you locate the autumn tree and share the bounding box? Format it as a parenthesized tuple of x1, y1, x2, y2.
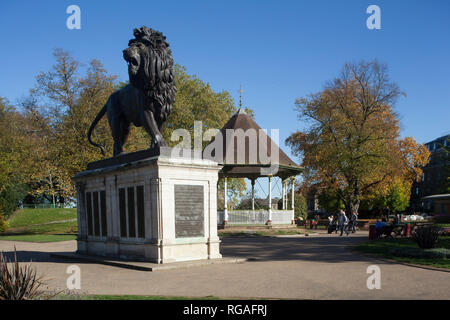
(286, 61, 429, 215)
(29, 49, 112, 201)
(55, 59, 117, 179)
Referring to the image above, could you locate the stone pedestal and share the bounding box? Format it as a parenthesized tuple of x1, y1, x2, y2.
(74, 147, 222, 264)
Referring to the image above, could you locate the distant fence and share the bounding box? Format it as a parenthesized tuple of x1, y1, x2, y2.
(21, 204, 75, 209)
(218, 209, 293, 225)
(272, 210, 294, 224)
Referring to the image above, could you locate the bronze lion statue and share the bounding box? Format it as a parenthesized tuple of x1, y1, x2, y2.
(88, 26, 176, 156)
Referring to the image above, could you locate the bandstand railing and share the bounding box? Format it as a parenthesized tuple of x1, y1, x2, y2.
(217, 209, 293, 225)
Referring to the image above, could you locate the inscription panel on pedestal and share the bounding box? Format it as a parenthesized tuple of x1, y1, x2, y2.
(175, 185, 204, 238)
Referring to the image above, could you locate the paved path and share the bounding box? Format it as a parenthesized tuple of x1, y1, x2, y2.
(0, 233, 449, 299)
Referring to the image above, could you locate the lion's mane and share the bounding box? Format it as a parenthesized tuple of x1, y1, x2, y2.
(128, 26, 177, 123)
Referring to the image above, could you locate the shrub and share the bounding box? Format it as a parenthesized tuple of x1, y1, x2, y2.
(412, 226, 440, 249)
(0, 183, 27, 218)
(0, 248, 47, 300)
(0, 215, 8, 233)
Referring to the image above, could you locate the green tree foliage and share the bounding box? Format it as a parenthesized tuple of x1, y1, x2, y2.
(167, 66, 248, 204)
(318, 187, 344, 213)
(385, 180, 410, 213)
(292, 193, 308, 220)
(0, 215, 7, 232)
(284, 181, 308, 220)
(217, 178, 248, 209)
(166, 65, 237, 149)
(0, 98, 35, 217)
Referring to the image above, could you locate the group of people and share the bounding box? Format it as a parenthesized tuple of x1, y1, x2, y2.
(375, 215, 399, 232)
(327, 210, 358, 236)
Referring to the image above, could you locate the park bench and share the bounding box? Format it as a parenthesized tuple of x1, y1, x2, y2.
(375, 224, 403, 238)
(391, 224, 404, 237)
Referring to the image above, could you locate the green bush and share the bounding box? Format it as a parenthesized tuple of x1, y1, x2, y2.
(0, 215, 8, 233)
(0, 183, 27, 218)
(412, 226, 440, 249)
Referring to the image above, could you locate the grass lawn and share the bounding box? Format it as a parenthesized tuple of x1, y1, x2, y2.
(7, 208, 77, 228)
(355, 236, 450, 269)
(0, 234, 77, 242)
(435, 223, 450, 228)
(0, 208, 77, 242)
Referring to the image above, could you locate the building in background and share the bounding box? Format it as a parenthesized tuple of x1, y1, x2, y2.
(410, 134, 450, 213)
(421, 194, 450, 215)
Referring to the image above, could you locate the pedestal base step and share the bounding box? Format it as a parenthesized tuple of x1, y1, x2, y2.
(50, 252, 246, 272)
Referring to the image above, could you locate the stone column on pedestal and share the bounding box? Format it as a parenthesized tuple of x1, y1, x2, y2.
(291, 177, 295, 224)
(251, 179, 255, 211)
(223, 177, 228, 225)
(268, 175, 272, 224)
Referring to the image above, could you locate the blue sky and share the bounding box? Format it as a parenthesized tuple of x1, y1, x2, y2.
(1, 0, 449, 181)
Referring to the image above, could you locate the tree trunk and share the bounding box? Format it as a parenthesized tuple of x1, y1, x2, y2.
(344, 194, 360, 215)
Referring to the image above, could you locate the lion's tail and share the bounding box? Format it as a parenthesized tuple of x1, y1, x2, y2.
(87, 103, 107, 156)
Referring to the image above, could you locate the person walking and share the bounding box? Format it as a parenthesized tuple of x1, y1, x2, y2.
(327, 215, 334, 234)
(338, 210, 349, 236)
(328, 215, 333, 225)
(314, 213, 320, 230)
(349, 212, 358, 233)
(334, 213, 339, 233)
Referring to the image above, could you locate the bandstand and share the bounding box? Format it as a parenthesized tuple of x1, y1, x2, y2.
(204, 108, 304, 226)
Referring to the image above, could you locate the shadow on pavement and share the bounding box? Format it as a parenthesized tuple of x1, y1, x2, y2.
(220, 234, 372, 263)
(0, 234, 373, 265)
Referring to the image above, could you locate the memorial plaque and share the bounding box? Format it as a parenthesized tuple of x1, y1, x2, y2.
(175, 185, 204, 238)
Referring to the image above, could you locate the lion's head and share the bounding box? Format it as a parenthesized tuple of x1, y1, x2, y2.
(123, 26, 176, 122)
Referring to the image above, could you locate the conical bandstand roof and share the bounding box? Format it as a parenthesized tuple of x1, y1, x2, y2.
(204, 108, 303, 179)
